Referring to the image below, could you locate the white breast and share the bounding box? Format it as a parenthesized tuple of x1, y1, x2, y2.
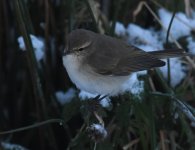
(63, 54, 129, 95)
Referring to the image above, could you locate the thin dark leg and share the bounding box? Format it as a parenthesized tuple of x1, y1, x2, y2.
(98, 95, 108, 101)
(93, 95, 101, 100)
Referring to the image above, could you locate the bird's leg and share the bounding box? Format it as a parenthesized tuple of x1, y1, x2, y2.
(93, 95, 101, 101)
(86, 95, 101, 112)
(86, 95, 108, 112)
(92, 95, 108, 126)
(98, 95, 108, 101)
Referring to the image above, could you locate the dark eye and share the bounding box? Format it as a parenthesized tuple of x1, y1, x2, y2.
(77, 47, 84, 51)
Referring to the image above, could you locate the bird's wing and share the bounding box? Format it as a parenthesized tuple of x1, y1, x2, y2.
(86, 35, 165, 76)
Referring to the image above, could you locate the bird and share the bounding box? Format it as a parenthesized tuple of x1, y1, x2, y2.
(62, 29, 186, 96)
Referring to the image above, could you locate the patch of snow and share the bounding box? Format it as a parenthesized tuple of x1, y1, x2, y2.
(79, 90, 98, 100)
(115, 22, 126, 36)
(1, 142, 28, 150)
(89, 123, 107, 138)
(55, 88, 76, 105)
(126, 23, 163, 50)
(17, 35, 44, 61)
(99, 97, 111, 108)
(187, 37, 195, 55)
(121, 72, 145, 96)
(160, 58, 186, 87)
(158, 8, 195, 41)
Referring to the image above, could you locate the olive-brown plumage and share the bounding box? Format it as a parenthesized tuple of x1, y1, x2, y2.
(63, 29, 186, 95)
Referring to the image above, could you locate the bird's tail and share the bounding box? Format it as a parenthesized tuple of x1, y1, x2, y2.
(149, 49, 188, 59)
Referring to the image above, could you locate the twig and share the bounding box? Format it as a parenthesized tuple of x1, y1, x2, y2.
(66, 123, 86, 150)
(166, 11, 176, 86)
(169, 131, 177, 150)
(184, 0, 192, 18)
(93, 142, 97, 150)
(0, 119, 65, 135)
(148, 76, 156, 91)
(160, 130, 167, 150)
(93, 111, 105, 127)
(123, 138, 140, 150)
(151, 91, 195, 123)
(83, 0, 99, 32)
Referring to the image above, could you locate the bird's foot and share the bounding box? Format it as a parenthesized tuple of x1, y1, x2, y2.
(86, 95, 107, 112)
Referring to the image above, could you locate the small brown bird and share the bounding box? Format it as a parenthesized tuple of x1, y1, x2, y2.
(63, 29, 186, 96)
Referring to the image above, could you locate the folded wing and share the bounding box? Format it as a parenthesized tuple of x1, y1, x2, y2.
(86, 34, 165, 76)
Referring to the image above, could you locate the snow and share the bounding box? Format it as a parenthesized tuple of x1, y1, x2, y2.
(1, 142, 28, 150)
(159, 58, 186, 87)
(114, 22, 126, 36)
(187, 37, 195, 55)
(121, 72, 145, 96)
(126, 23, 163, 50)
(17, 35, 44, 61)
(90, 123, 107, 138)
(55, 88, 76, 105)
(100, 98, 111, 108)
(158, 8, 195, 41)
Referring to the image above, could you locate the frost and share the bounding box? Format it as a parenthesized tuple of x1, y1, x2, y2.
(17, 35, 44, 61)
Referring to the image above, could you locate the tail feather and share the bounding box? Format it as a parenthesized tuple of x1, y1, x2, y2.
(149, 49, 187, 59)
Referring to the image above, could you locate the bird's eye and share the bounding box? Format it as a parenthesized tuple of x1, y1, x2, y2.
(77, 47, 84, 51)
(76, 41, 91, 52)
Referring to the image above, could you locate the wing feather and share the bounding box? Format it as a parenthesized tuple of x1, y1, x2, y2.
(86, 34, 165, 76)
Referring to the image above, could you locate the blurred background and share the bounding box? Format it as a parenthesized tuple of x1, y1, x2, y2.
(0, 0, 195, 150)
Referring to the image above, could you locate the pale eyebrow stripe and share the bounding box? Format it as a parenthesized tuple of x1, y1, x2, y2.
(74, 41, 92, 50)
